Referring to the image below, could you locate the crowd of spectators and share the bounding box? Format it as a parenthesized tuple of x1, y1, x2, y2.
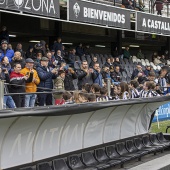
(122, 0, 169, 15)
(0, 35, 170, 109)
(122, 0, 145, 11)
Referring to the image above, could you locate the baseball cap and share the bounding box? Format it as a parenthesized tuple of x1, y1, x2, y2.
(1, 39, 8, 45)
(25, 58, 34, 63)
(41, 57, 49, 61)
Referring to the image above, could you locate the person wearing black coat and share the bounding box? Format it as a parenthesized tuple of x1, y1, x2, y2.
(10, 51, 26, 69)
(76, 43, 85, 57)
(110, 66, 122, 83)
(25, 45, 35, 59)
(0, 26, 9, 43)
(104, 58, 112, 68)
(15, 43, 26, 59)
(36, 57, 57, 106)
(64, 68, 77, 90)
(55, 50, 65, 66)
(53, 37, 63, 54)
(76, 61, 93, 90)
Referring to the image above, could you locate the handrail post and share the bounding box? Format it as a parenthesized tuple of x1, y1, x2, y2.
(107, 78, 111, 98)
(0, 80, 4, 110)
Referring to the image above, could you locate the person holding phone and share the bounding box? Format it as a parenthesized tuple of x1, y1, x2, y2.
(20, 58, 40, 107)
(10, 63, 32, 107)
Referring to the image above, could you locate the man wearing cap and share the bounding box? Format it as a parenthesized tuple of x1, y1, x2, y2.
(0, 39, 14, 62)
(20, 58, 40, 107)
(36, 57, 57, 106)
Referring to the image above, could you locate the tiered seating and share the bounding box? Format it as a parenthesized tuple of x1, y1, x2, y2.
(19, 133, 170, 170)
(132, 56, 162, 71)
(72, 53, 163, 83)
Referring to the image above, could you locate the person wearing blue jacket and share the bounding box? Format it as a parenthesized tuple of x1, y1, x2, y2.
(92, 62, 103, 87)
(36, 57, 57, 106)
(0, 39, 14, 62)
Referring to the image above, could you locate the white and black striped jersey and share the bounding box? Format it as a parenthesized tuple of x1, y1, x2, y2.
(122, 91, 130, 100)
(130, 88, 140, 99)
(140, 90, 160, 98)
(97, 96, 109, 102)
(112, 95, 120, 100)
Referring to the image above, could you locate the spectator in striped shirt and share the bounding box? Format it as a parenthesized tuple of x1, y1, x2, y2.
(129, 80, 140, 98)
(140, 81, 160, 98)
(97, 87, 109, 102)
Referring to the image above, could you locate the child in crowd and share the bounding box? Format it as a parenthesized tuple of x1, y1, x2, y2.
(53, 70, 65, 105)
(129, 80, 140, 98)
(91, 83, 101, 97)
(82, 83, 91, 93)
(62, 91, 73, 104)
(97, 87, 109, 102)
(87, 93, 96, 102)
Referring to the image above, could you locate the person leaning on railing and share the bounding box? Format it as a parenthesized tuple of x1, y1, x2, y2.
(20, 58, 40, 107)
(9, 63, 32, 107)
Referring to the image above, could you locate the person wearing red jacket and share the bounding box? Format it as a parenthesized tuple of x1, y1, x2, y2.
(154, 0, 167, 15)
(10, 63, 33, 107)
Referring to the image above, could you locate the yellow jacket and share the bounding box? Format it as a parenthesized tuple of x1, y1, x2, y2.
(20, 68, 40, 93)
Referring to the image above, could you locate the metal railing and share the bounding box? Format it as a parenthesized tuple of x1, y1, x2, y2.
(0, 81, 4, 110)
